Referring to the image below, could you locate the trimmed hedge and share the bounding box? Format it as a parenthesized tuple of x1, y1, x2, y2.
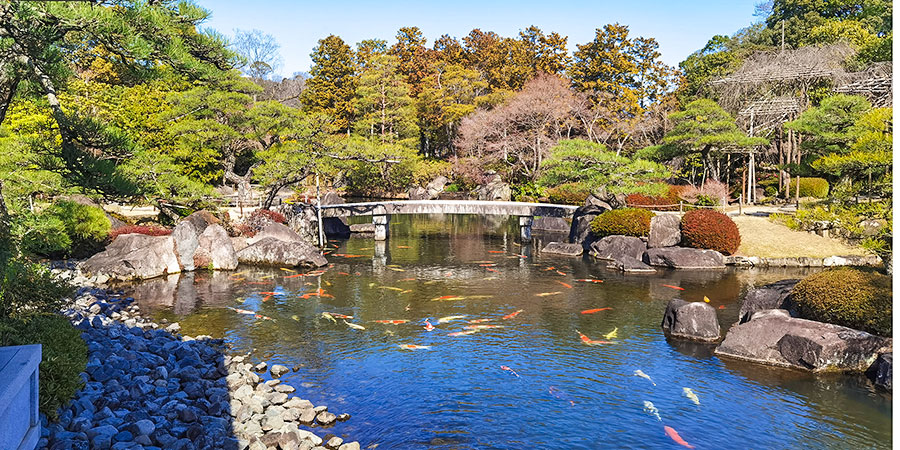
(546, 183, 590, 205)
(19, 200, 111, 258)
(791, 268, 891, 336)
(788, 177, 830, 198)
(625, 184, 686, 211)
(0, 314, 87, 418)
(109, 225, 172, 240)
(590, 208, 654, 237)
(680, 209, 741, 255)
(249, 208, 286, 224)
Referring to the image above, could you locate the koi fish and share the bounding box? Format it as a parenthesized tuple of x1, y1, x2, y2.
(432, 295, 464, 301)
(261, 295, 272, 302)
(259, 292, 279, 295)
(338, 272, 350, 276)
(581, 307, 612, 314)
(334, 254, 367, 258)
(575, 330, 613, 345)
(634, 370, 656, 386)
(683, 387, 700, 405)
(643, 401, 661, 421)
(400, 289, 413, 294)
(398, 344, 430, 350)
(478, 263, 497, 267)
(502, 309, 524, 320)
(344, 320, 365, 330)
(378, 286, 404, 291)
(284, 273, 305, 278)
(228, 306, 255, 315)
(468, 318, 492, 323)
(487, 250, 505, 254)
(291, 315, 300, 321)
(397, 245, 411, 249)
(389, 267, 406, 272)
(536, 292, 562, 297)
(437, 315, 467, 324)
(500, 365, 520, 377)
(423, 319, 434, 331)
(372, 320, 409, 324)
(485, 268, 498, 272)
(517, 254, 527, 259)
(464, 324, 505, 330)
(330, 313, 353, 319)
(556, 281, 573, 289)
(703, 296, 711, 303)
(280, 268, 296, 272)
(321, 312, 337, 323)
(260, 275, 275, 280)
(230, 271, 249, 277)
(718, 305, 726, 309)
(543, 267, 556, 271)
(575, 279, 604, 283)
(400, 277, 417, 281)
(471, 260, 495, 264)
(231, 277, 246, 282)
(604, 327, 618, 339)
(358, 247, 372, 251)
(662, 284, 685, 290)
(548, 386, 575, 406)
(664, 426, 694, 449)
(447, 330, 478, 336)
(246, 281, 273, 285)
(556, 270, 566, 276)
(324, 281, 332, 286)
(254, 314, 275, 321)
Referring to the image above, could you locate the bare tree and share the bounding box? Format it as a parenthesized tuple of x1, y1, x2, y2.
(233, 29, 283, 80)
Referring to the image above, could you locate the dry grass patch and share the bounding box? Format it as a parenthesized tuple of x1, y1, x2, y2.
(732, 215, 868, 258)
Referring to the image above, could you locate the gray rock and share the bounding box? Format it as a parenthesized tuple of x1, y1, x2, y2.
(275, 384, 295, 393)
(297, 408, 316, 424)
(237, 237, 328, 268)
(315, 411, 336, 426)
(270, 364, 290, 378)
(284, 398, 313, 409)
(172, 210, 220, 271)
(297, 429, 323, 445)
(247, 222, 305, 245)
(127, 419, 155, 437)
(474, 174, 511, 201)
(715, 310, 892, 371)
(532, 217, 570, 232)
(165, 323, 181, 334)
(541, 242, 583, 257)
(661, 299, 721, 342)
(583, 194, 612, 210)
(349, 223, 375, 233)
(866, 353, 892, 391)
(738, 279, 800, 324)
(192, 224, 238, 270)
(589, 235, 646, 261)
(326, 436, 344, 449)
(643, 247, 725, 269)
(606, 255, 656, 273)
(81, 234, 181, 281)
(567, 205, 606, 249)
(648, 214, 681, 248)
(269, 392, 288, 405)
(338, 443, 361, 450)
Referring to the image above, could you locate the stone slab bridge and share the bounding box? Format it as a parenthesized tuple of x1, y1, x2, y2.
(317, 200, 578, 241)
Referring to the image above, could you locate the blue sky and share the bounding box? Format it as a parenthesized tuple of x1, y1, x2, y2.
(196, 0, 763, 79)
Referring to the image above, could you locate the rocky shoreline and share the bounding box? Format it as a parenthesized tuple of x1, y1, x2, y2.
(40, 285, 360, 450)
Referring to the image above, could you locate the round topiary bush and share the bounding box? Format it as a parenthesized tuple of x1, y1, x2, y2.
(680, 209, 741, 255)
(791, 268, 891, 336)
(788, 177, 830, 198)
(590, 208, 654, 237)
(546, 183, 590, 205)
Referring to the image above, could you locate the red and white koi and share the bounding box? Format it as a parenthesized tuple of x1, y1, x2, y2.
(423, 319, 434, 331)
(664, 426, 694, 449)
(575, 279, 604, 283)
(575, 330, 614, 345)
(372, 319, 409, 325)
(500, 365, 520, 377)
(502, 309, 524, 320)
(398, 344, 430, 350)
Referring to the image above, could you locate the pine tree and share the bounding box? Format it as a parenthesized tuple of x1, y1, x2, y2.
(300, 35, 357, 133)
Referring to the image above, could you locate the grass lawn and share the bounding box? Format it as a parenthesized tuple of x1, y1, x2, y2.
(733, 215, 869, 258)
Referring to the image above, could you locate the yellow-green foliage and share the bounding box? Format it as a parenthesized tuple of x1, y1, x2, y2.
(590, 208, 654, 237)
(18, 200, 111, 258)
(546, 183, 590, 205)
(0, 314, 87, 418)
(788, 177, 830, 198)
(791, 268, 892, 336)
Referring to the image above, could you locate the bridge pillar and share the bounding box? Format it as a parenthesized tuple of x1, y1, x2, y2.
(519, 216, 533, 242)
(373, 215, 390, 241)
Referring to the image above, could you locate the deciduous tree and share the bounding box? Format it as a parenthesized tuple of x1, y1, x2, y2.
(300, 35, 357, 132)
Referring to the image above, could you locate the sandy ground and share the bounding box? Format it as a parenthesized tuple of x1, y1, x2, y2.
(732, 214, 868, 258)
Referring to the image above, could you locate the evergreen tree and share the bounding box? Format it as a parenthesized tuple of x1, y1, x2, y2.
(300, 35, 357, 132)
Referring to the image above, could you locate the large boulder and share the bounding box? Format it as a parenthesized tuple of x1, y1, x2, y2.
(589, 235, 646, 261)
(606, 255, 656, 274)
(567, 205, 607, 250)
(172, 211, 220, 271)
(661, 298, 721, 342)
(648, 214, 681, 248)
(474, 174, 511, 201)
(583, 194, 612, 210)
(249, 222, 305, 245)
(532, 217, 570, 232)
(408, 187, 429, 201)
(192, 224, 238, 270)
(285, 205, 318, 245)
(81, 234, 181, 281)
(236, 237, 327, 268)
(715, 309, 892, 372)
(738, 279, 800, 323)
(410, 176, 449, 200)
(541, 242, 583, 257)
(643, 247, 725, 269)
(321, 191, 345, 206)
(866, 353, 892, 391)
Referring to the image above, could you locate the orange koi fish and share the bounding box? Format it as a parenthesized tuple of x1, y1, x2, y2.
(433, 295, 462, 301)
(261, 295, 272, 302)
(338, 272, 350, 276)
(468, 318, 492, 323)
(581, 307, 612, 314)
(398, 344, 430, 350)
(664, 426, 694, 449)
(556, 281, 573, 289)
(517, 254, 527, 259)
(500, 365, 520, 377)
(372, 319, 409, 325)
(543, 267, 556, 271)
(479, 263, 497, 267)
(556, 270, 566, 276)
(487, 250, 505, 254)
(662, 284, 685, 290)
(423, 319, 434, 331)
(502, 309, 524, 320)
(284, 273, 305, 278)
(254, 314, 275, 321)
(447, 330, 478, 336)
(485, 268, 498, 273)
(575, 279, 604, 283)
(575, 330, 614, 345)
(396, 245, 411, 249)
(718, 305, 726, 309)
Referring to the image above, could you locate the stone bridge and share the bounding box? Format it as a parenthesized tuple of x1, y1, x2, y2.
(316, 200, 578, 241)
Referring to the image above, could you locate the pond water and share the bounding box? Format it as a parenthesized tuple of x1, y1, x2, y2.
(130, 214, 891, 449)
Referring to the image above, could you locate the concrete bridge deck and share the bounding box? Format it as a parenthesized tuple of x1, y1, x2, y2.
(317, 200, 578, 218)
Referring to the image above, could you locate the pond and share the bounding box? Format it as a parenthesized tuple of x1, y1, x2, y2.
(130, 214, 891, 449)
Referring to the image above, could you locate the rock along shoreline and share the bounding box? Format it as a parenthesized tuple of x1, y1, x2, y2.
(39, 282, 360, 450)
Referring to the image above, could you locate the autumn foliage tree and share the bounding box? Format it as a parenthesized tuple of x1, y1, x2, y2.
(300, 35, 357, 132)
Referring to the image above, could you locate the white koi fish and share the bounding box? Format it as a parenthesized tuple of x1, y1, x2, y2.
(643, 401, 661, 421)
(634, 370, 656, 386)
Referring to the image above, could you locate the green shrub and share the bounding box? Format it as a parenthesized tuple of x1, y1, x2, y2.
(511, 182, 545, 202)
(590, 208, 654, 237)
(444, 183, 460, 193)
(0, 258, 73, 320)
(0, 314, 87, 418)
(546, 183, 590, 205)
(17, 200, 111, 258)
(681, 209, 741, 255)
(791, 268, 891, 336)
(788, 177, 830, 198)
